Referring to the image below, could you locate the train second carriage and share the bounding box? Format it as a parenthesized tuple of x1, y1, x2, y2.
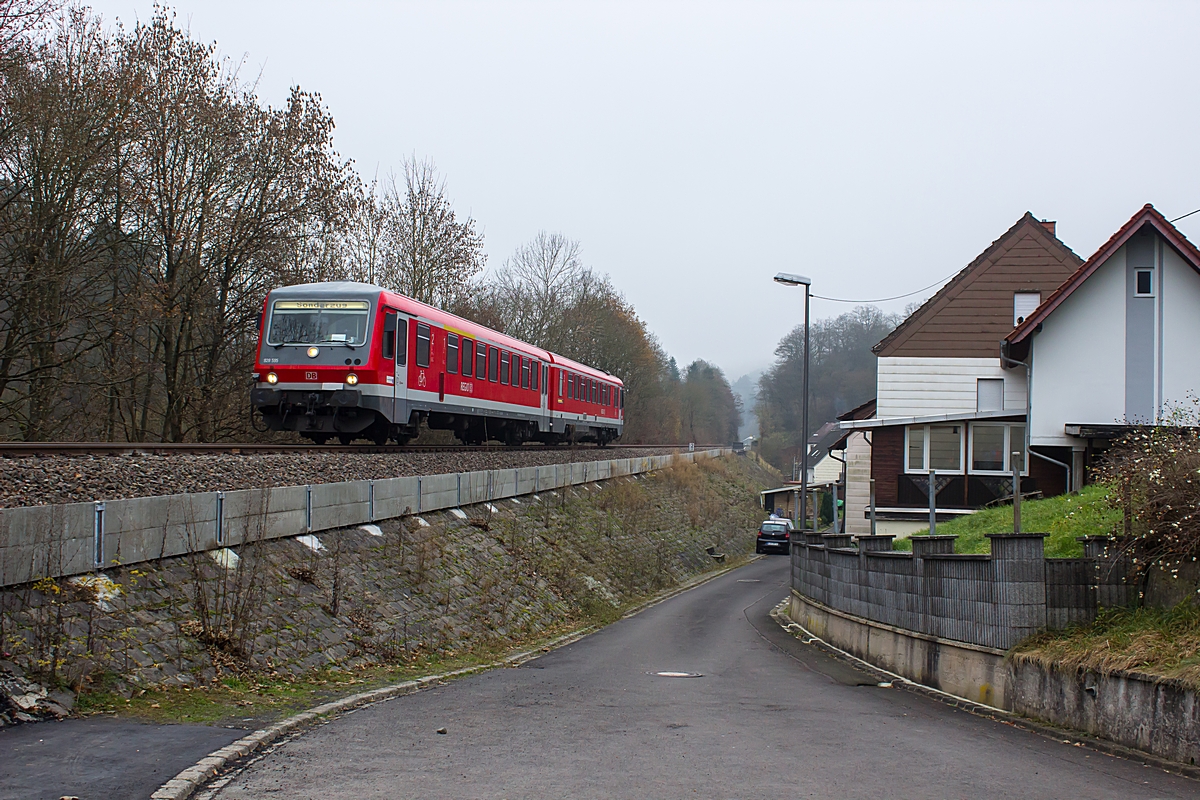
(250, 282, 625, 446)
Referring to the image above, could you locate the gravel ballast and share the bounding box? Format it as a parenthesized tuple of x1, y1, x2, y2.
(0, 447, 678, 509)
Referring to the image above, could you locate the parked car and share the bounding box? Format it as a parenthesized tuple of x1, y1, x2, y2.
(756, 517, 793, 555)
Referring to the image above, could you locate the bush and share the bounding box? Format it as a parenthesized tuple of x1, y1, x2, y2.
(1096, 399, 1200, 575)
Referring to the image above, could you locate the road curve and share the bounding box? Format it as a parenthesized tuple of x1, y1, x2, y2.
(210, 557, 1197, 799)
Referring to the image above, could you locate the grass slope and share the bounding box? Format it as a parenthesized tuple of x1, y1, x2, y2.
(1013, 604, 1200, 690)
(892, 484, 1120, 557)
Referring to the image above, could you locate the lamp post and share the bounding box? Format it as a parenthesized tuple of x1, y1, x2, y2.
(774, 272, 811, 530)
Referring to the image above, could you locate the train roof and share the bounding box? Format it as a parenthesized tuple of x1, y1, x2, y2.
(269, 282, 622, 386)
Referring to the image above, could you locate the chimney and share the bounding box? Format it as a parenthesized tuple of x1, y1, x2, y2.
(1040, 220, 1056, 235)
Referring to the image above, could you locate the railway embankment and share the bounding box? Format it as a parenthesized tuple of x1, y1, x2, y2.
(0, 446, 677, 509)
(0, 454, 773, 727)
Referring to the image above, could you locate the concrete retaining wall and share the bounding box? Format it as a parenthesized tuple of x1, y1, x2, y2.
(789, 591, 1012, 708)
(0, 449, 721, 587)
(789, 591, 1200, 765)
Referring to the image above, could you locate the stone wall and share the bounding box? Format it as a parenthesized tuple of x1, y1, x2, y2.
(0, 455, 772, 709)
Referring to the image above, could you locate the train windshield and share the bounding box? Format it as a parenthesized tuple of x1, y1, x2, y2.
(267, 300, 371, 347)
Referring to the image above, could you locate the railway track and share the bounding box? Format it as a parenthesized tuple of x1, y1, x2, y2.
(0, 441, 709, 458)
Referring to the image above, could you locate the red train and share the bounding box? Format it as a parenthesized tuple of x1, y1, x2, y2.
(251, 282, 624, 446)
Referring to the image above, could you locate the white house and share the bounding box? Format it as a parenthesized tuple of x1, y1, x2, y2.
(837, 213, 1084, 531)
(1004, 204, 1200, 484)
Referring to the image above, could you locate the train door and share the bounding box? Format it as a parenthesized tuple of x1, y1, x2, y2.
(382, 310, 410, 422)
(540, 362, 549, 432)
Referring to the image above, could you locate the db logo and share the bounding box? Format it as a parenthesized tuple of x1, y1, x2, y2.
(305, 371, 317, 381)
(417, 372, 427, 388)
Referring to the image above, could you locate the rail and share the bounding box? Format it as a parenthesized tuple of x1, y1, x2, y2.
(0, 442, 723, 458)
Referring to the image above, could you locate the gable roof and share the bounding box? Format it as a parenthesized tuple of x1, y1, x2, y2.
(873, 212, 1082, 358)
(1007, 204, 1200, 347)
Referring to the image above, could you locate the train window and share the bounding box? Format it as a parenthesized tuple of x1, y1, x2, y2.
(620, 388, 625, 409)
(447, 334, 459, 375)
(477, 343, 488, 380)
(397, 318, 407, 366)
(544, 365, 550, 395)
(519, 358, 527, 389)
(531, 360, 538, 391)
(591, 380, 596, 404)
(558, 370, 563, 398)
(382, 312, 397, 360)
(602, 384, 607, 405)
(462, 339, 474, 377)
(488, 346, 498, 382)
(567, 373, 574, 400)
(416, 323, 431, 368)
(500, 351, 510, 385)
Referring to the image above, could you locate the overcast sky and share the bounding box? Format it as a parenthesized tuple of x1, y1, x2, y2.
(87, 0, 1200, 381)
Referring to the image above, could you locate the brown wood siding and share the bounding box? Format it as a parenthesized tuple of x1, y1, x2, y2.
(871, 425, 904, 506)
(877, 216, 1082, 359)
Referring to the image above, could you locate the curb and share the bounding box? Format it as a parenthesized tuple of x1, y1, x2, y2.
(152, 557, 754, 799)
(768, 601, 1200, 783)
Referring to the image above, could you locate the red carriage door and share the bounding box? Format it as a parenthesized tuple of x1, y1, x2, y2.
(382, 310, 410, 421)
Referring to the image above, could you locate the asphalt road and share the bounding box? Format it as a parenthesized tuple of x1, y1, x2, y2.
(0, 716, 240, 800)
(207, 556, 1199, 799)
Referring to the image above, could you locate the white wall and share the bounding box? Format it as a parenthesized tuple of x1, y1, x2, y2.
(877, 357, 1026, 418)
(1029, 247, 1126, 447)
(1161, 245, 1200, 414)
(844, 431, 872, 534)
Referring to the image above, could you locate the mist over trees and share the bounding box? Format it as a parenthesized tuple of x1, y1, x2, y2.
(755, 305, 902, 469)
(0, 4, 738, 443)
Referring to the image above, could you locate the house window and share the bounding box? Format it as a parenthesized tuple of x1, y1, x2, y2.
(461, 339, 474, 377)
(929, 425, 962, 471)
(968, 423, 1026, 474)
(446, 334, 458, 375)
(970, 425, 1005, 471)
(415, 323, 431, 368)
(1014, 292, 1041, 326)
(907, 426, 925, 471)
(977, 378, 1004, 412)
(1135, 269, 1154, 297)
(905, 424, 963, 473)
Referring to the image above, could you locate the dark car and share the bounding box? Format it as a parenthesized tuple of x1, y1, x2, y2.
(756, 518, 793, 555)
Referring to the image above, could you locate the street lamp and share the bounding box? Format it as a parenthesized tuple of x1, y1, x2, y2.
(773, 272, 811, 531)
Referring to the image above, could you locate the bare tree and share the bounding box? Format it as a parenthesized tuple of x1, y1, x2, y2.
(373, 157, 485, 307)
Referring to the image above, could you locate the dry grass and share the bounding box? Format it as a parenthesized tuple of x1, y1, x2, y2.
(1012, 603, 1200, 689)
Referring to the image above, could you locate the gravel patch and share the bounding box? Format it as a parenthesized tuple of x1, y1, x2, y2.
(0, 448, 677, 509)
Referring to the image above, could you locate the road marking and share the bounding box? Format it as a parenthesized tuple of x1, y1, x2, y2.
(650, 671, 703, 678)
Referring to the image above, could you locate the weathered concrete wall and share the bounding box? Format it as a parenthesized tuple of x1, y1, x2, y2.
(1011, 661, 1200, 765)
(788, 590, 1200, 766)
(0, 450, 721, 588)
(789, 591, 1011, 708)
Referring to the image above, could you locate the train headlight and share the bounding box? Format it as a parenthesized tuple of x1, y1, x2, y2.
(307, 346, 320, 358)
(266, 372, 278, 385)
(345, 373, 359, 386)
